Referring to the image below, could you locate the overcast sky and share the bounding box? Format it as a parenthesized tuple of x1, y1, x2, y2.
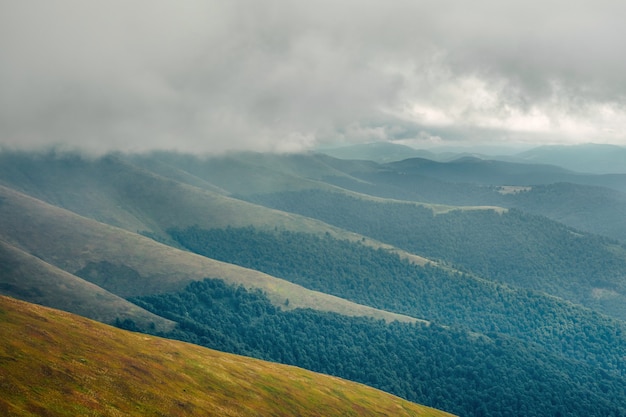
(1, 0, 625, 154)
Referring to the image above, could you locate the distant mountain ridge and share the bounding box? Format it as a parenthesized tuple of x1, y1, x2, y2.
(318, 142, 434, 162)
(319, 142, 626, 174)
(514, 143, 626, 174)
(386, 156, 579, 185)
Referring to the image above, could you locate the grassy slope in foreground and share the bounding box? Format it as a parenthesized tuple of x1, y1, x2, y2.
(0, 296, 454, 417)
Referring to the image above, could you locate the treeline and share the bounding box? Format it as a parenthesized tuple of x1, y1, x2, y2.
(169, 226, 626, 375)
(129, 278, 626, 417)
(244, 190, 626, 319)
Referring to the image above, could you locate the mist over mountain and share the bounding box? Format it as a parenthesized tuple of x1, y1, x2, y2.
(317, 142, 626, 173)
(318, 142, 435, 163)
(4, 0, 626, 414)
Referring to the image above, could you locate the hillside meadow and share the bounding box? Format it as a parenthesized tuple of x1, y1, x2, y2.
(0, 296, 454, 417)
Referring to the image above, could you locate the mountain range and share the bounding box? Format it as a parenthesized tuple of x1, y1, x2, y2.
(1, 147, 625, 416)
(322, 142, 626, 174)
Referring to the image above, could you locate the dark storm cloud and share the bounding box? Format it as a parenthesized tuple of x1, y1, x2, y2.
(1, 0, 625, 154)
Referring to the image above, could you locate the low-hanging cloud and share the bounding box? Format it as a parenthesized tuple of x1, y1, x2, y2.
(1, 0, 625, 154)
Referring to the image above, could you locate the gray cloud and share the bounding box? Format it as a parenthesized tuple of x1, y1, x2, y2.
(1, 0, 625, 154)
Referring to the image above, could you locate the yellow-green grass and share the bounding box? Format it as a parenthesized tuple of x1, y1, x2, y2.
(0, 296, 455, 417)
(0, 185, 419, 323)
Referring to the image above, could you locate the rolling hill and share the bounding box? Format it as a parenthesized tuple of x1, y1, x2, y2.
(2, 149, 626, 416)
(247, 189, 626, 320)
(0, 184, 417, 325)
(0, 238, 175, 332)
(3, 150, 625, 243)
(0, 295, 453, 417)
(125, 150, 626, 241)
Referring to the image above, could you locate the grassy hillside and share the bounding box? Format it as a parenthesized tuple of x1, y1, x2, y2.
(4, 150, 625, 245)
(2, 150, 626, 416)
(2, 150, 625, 319)
(131, 151, 364, 195)
(0, 239, 174, 331)
(0, 151, 425, 252)
(166, 226, 626, 376)
(0, 185, 417, 324)
(498, 182, 626, 242)
(0, 296, 453, 417)
(0, 151, 338, 240)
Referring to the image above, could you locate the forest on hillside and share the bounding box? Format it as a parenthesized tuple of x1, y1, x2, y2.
(130, 278, 626, 417)
(245, 190, 626, 319)
(169, 226, 626, 376)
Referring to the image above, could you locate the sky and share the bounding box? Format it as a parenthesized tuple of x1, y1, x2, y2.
(1, 0, 626, 154)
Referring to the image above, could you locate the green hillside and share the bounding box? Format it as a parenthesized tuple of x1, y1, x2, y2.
(247, 188, 626, 320)
(0, 151, 412, 250)
(3, 150, 625, 244)
(0, 239, 174, 332)
(498, 182, 626, 242)
(132, 278, 626, 417)
(0, 151, 337, 240)
(0, 185, 416, 324)
(167, 225, 626, 375)
(0, 296, 453, 417)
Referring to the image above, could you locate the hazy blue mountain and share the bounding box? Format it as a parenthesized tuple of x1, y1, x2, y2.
(387, 156, 593, 186)
(129, 151, 626, 242)
(318, 142, 437, 162)
(514, 143, 626, 174)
